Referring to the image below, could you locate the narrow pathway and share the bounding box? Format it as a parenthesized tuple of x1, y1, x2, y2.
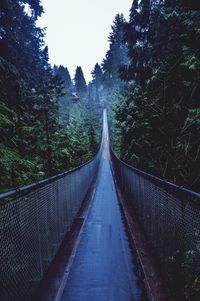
(60, 110, 143, 301)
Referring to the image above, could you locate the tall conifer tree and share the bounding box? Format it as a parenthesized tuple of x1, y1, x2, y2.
(74, 66, 87, 95)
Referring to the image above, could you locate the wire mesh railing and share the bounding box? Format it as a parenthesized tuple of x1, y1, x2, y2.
(0, 149, 101, 301)
(111, 149, 200, 301)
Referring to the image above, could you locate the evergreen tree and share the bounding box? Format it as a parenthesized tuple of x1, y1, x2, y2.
(92, 63, 103, 90)
(139, 0, 150, 31)
(0, 0, 57, 188)
(114, 0, 200, 196)
(0, 0, 101, 192)
(54, 65, 73, 124)
(91, 63, 103, 103)
(88, 122, 98, 154)
(74, 66, 87, 95)
(55, 65, 72, 90)
(130, 0, 138, 20)
(102, 14, 128, 89)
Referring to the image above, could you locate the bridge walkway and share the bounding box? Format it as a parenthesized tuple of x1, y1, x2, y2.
(57, 110, 143, 301)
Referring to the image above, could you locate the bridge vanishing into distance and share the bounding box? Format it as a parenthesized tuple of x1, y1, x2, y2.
(0, 109, 200, 301)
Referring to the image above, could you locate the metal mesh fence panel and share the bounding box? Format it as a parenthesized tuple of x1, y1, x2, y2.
(111, 150, 200, 301)
(0, 150, 101, 301)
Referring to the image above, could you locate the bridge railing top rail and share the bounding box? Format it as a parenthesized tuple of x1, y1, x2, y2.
(110, 148, 200, 200)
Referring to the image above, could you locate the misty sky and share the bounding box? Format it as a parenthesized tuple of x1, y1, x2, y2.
(38, 0, 132, 83)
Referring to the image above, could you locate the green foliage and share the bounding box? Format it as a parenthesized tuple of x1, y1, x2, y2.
(102, 14, 129, 91)
(74, 66, 87, 95)
(112, 0, 200, 195)
(91, 63, 103, 104)
(54, 65, 72, 90)
(0, 0, 101, 193)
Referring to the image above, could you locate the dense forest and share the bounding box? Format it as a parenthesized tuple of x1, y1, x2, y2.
(0, 0, 199, 193)
(0, 0, 101, 192)
(102, 0, 200, 192)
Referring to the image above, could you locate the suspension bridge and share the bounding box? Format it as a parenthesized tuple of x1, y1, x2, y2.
(0, 109, 199, 301)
